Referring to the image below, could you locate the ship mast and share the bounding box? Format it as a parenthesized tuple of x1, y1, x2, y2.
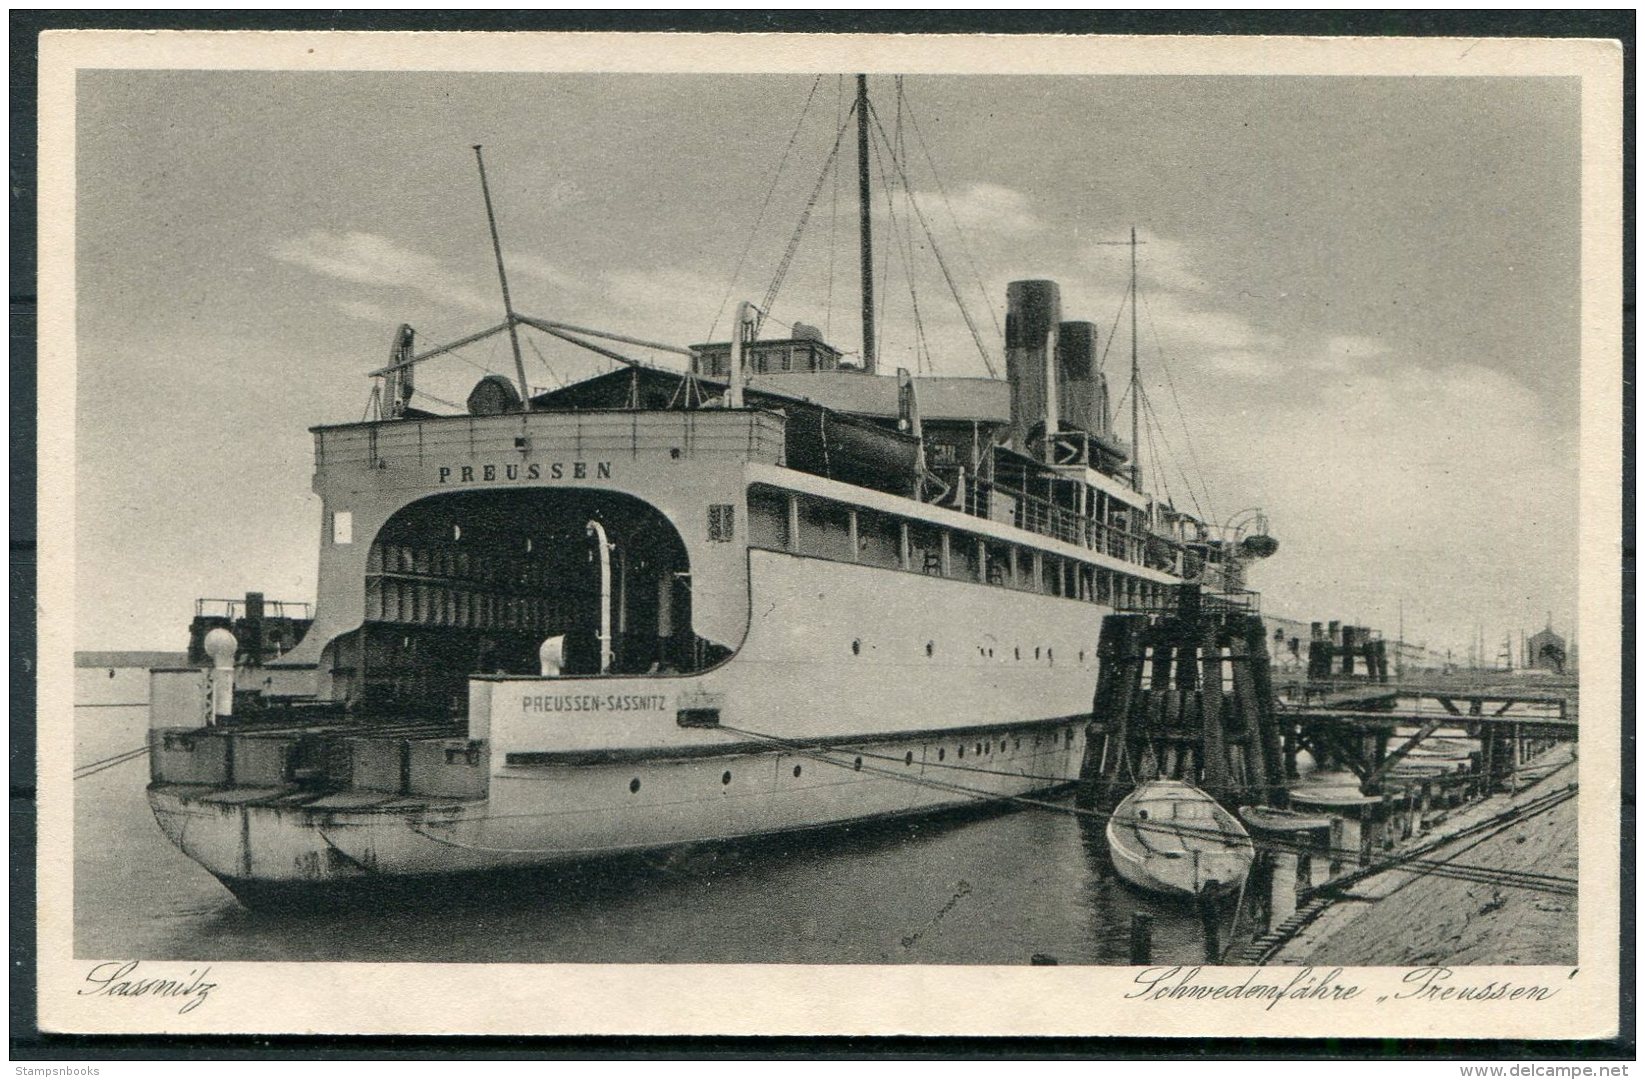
(1130, 225, 1141, 491)
(473, 145, 532, 409)
(856, 74, 877, 375)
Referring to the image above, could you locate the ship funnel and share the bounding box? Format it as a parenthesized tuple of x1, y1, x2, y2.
(1005, 280, 1062, 455)
(1056, 320, 1107, 436)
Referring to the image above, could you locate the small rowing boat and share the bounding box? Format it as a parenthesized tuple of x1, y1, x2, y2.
(1105, 780, 1255, 898)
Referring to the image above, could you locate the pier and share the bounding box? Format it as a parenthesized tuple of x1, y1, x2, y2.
(1075, 599, 1580, 965)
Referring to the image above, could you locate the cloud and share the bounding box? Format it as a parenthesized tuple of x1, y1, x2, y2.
(1192, 358, 1574, 653)
(1079, 228, 1209, 295)
(1203, 350, 1284, 379)
(508, 253, 583, 295)
(331, 298, 398, 324)
(271, 230, 495, 315)
(1306, 333, 1395, 372)
(905, 182, 1043, 237)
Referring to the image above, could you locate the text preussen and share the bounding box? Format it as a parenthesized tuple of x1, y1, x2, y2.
(522, 694, 669, 714)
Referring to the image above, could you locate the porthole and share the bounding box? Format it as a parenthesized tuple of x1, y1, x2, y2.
(1034, 647, 1041, 660)
(905, 751, 914, 766)
(1047, 648, 1053, 662)
(1079, 650, 1085, 662)
(958, 746, 965, 759)
(853, 756, 863, 771)
(1015, 738, 1022, 751)
(926, 641, 935, 657)
(938, 748, 946, 761)
(1014, 647, 1021, 661)
(975, 742, 983, 755)
(851, 638, 861, 656)
(793, 764, 803, 778)
(722, 770, 732, 785)
(629, 777, 641, 794)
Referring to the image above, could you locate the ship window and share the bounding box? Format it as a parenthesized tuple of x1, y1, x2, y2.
(708, 504, 735, 542)
(332, 510, 353, 545)
(855, 508, 901, 569)
(910, 523, 943, 576)
(956, 532, 984, 582)
(793, 764, 802, 778)
(798, 497, 854, 561)
(722, 770, 732, 785)
(629, 778, 641, 794)
(983, 542, 1010, 586)
(905, 751, 914, 766)
(938, 748, 945, 761)
(853, 756, 863, 771)
(747, 486, 790, 551)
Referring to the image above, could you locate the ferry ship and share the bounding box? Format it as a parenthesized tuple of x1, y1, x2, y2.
(145, 77, 1274, 905)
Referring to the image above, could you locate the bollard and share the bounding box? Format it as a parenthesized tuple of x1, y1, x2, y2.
(1269, 852, 1299, 927)
(1129, 912, 1154, 965)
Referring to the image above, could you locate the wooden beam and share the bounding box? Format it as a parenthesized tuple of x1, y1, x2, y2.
(1365, 717, 1446, 789)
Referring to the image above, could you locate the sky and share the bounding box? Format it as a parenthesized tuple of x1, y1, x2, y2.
(74, 71, 1582, 659)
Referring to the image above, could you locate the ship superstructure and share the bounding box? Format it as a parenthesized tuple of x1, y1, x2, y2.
(145, 77, 1273, 903)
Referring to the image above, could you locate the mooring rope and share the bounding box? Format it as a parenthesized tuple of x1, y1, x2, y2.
(714, 722, 1578, 897)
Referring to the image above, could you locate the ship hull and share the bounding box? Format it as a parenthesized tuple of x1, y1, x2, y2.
(148, 716, 1086, 903)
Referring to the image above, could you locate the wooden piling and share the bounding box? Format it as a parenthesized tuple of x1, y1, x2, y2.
(1129, 912, 1154, 965)
(1268, 852, 1299, 927)
(1200, 886, 1222, 962)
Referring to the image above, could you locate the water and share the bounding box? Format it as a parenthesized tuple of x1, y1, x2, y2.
(75, 702, 1222, 966)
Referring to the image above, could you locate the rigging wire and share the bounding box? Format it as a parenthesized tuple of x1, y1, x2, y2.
(1095, 287, 1130, 377)
(1139, 384, 1172, 507)
(872, 82, 932, 374)
(902, 91, 1004, 345)
(889, 78, 923, 373)
(869, 105, 897, 364)
(412, 388, 467, 412)
(1141, 386, 1208, 522)
(1140, 288, 1221, 526)
(757, 104, 857, 337)
(824, 74, 843, 342)
(706, 75, 825, 343)
(524, 331, 564, 389)
(865, 102, 999, 378)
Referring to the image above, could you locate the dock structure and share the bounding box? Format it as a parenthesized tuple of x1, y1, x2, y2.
(1079, 599, 1579, 809)
(1077, 598, 1289, 811)
(1277, 683, 1576, 797)
(1306, 621, 1391, 681)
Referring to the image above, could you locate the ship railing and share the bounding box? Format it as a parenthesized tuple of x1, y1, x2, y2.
(957, 472, 1188, 573)
(1115, 584, 1261, 617)
(314, 409, 787, 469)
(194, 597, 314, 621)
